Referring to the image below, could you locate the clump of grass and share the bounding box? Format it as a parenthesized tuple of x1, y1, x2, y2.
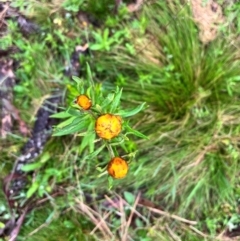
(88, 0, 240, 237)
(18, 204, 96, 241)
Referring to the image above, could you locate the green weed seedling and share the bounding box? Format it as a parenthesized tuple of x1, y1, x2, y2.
(90, 27, 130, 52)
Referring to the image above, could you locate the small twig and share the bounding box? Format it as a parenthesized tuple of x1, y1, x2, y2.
(127, 0, 144, 12)
(0, 3, 9, 28)
(74, 199, 113, 240)
(122, 193, 141, 241)
(9, 207, 29, 241)
(138, 204, 197, 225)
(28, 218, 53, 237)
(188, 225, 228, 241)
(2, 99, 29, 136)
(185, 143, 217, 168)
(216, 229, 227, 240)
(105, 141, 115, 158)
(105, 194, 148, 223)
(188, 225, 208, 238)
(34, 190, 65, 207)
(165, 224, 181, 241)
(90, 211, 112, 236)
(119, 195, 126, 240)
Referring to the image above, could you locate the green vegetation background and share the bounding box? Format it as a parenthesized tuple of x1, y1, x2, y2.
(1, 0, 240, 240)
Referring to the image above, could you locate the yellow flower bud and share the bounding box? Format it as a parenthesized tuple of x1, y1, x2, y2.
(107, 157, 128, 179)
(76, 95, 92, 110)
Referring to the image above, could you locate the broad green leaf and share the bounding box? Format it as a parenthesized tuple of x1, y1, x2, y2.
(92, 31, 103, 42)
(44, 168, 61, 177)
(135, 218, 144, 228)
(90, 44, 102, 51)
(123, 191, 135, 205)
(40, 152, 51, 163)
(0, 222, 5, 229)
(26, 182, 39, 198)
(229, 76, 240, 81)
(116, 102, 146, 117)
(21, 162, 43, 172)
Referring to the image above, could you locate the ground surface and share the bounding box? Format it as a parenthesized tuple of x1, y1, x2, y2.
(1, 0, 240, 240)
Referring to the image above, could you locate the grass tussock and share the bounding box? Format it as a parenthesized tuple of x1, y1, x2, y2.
(89, 0, 240, 234)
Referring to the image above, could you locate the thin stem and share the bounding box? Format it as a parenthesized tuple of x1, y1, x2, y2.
(105, 141, 115, 158)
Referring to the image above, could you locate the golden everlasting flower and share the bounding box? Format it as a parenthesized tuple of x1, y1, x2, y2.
(95, 114, 122, 140)
(75, 94, 92, 110)
(107, 157, 128, 179)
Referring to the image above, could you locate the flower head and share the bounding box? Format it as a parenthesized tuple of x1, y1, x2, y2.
(75, 94, 92, 110)
(95, 114, 122, 140)
(107, 157, 128, 179)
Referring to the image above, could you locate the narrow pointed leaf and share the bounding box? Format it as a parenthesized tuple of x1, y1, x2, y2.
(117, 102, 146, 117)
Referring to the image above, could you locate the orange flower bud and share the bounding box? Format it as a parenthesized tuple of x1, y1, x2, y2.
(107, 157, 128, 179)
(95, 114, 122, 140)
(75, 94, 92, 110)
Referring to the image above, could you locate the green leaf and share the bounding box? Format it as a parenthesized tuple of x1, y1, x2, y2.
(86, 63, 95, 103)
(72, 76, 83, 84)
(110, 87, 122, 113)
(56, 116, 76, 129)
(92, 31, 102, 42)
(103, 28, 109, 41)
(44, 168, 61, 177)
(124, 191, 135, 205)
(72, 76, 84, 92)
(0, 222, 5, 229)
(26, 182, 39, 198)
(40, 152, 51, 163)
(125, 125, 149, 139)
(67, 108, 84, 117)
(90, 44, 103, 51)
(229, 76, 240, 81)
(50, 111, 72, 119)
(86, 62, 94, 84)
(85, 145, 105, 160)
(108, 176, 114, 190)
(21, 162, 43, 172)
(53, 115, 90, 136)
(80, 122, 95, 152)
(101, 93, 114, 109)
(22, 153, 50, 172)
(117, 102, 146, 117)
(135, 218, 144, 228)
